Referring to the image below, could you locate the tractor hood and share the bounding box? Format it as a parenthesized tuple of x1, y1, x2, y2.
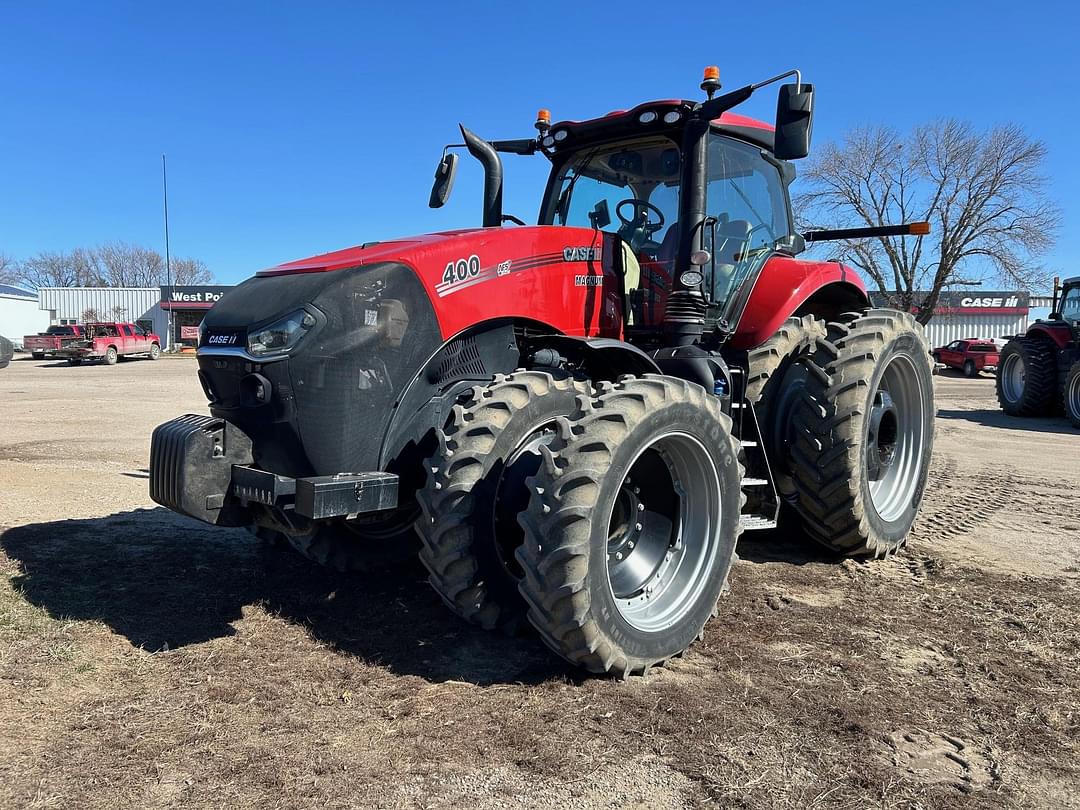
(257, 227, 550, 277)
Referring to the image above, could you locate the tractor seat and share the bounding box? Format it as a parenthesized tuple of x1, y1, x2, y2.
(654, 218, 753, 268)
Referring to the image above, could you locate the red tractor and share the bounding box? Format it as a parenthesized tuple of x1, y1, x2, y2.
(150, 68, 935, 675)
(997, 275, 1080, 427)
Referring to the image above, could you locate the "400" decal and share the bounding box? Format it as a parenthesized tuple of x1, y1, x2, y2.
(442, 255, 481, 285)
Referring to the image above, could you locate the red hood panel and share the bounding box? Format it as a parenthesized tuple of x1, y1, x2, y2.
(257, 225, 622, 341)
(259, 227, 547, 276)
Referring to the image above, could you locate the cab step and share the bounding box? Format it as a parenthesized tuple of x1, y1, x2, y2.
(740, 514, 778, 530)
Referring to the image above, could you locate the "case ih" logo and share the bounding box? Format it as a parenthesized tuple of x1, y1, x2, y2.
(563, 247, 602, 262)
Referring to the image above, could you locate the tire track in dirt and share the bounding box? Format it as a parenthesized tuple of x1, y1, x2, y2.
(911, 454, 1010, 545)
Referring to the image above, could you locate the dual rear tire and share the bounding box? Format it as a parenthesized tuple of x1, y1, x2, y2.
(745, 310, 935, 557)
(416, 372, 743, 675)
(996, 337, 1057, 416)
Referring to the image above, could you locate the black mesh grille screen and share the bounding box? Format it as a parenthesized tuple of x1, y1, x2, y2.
(200, 263, 442, 477)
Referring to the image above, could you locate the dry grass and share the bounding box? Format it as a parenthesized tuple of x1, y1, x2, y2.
(1, 505, 1078, 809)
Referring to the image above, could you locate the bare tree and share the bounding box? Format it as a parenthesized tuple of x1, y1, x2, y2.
(12, 244, 215, 289)
(97, 242, 164, 287)
(170, 256, 213, 285)
(16, 251, 95, 288)
(797, 120, 1060, 322)
(81, 308, 101, 323)
(0, 253, 19, 286)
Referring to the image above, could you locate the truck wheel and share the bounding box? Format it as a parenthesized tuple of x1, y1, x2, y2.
(963, 359, 976, 378)
(996, 337, 1057, 416)
(789, 309, 935, 557)
(1065, 362, 1080, 429)
(32, 352, 44, 360)
(416, 371, 592, 633)
(148, 342, 161, 360)
(104, 346, 118, 365)
(517, 376, 743, 676)
(745, 315, 827, 497)
(67, 357, 82, 366)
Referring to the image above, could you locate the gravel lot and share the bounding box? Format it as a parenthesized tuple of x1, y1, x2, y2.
(1, 354, 1078, 808)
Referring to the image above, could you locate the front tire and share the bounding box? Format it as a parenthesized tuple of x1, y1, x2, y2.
(996, 337, 1057, 416)
(789, 309, 935, 557)
(1064, 362, 1080, 429)
(32, 352, 44, 361)
(416, 371, 592, 633)
(148, 342, 161, 360)
(517, 376, 743, 676)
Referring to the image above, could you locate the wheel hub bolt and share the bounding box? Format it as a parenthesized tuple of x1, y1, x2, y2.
(635, 522, 643, 532)
(616, 552, 623, 560)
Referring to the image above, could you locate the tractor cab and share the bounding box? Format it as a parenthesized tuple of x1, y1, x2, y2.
(537, 105, 796, 333)
(432, 67, 815, 345)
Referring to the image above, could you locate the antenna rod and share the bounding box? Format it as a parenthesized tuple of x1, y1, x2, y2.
(162, 153, 172, 350)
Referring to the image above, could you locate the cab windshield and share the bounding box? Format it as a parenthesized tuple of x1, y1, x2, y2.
(543, 131, 794, 318)
(546, 137, 681, 265)
(1061, 284, 1080, 325)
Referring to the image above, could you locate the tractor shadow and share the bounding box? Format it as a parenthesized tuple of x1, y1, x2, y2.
(736, 523, 841, 566)
(0, 508, 571, 686)
(937, 408, 1080, 435)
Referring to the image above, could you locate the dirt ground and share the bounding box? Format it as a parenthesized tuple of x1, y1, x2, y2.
(0, 355, 1077, 809)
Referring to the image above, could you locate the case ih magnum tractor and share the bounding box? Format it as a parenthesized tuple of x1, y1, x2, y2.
(997, 275, 1080, 427)
(151, 68, 935, 676)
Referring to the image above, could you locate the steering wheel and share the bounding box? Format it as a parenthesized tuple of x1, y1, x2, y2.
(615, 199, 665, 234)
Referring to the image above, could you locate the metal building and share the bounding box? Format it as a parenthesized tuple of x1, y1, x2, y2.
(870, 291, 1030, 348)
(35, 285, 233, 349)
(0, 284, 50, 346)
(38, 287, 168, 344)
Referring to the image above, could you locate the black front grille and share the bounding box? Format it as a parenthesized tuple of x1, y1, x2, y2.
(199, 263, 442, 478)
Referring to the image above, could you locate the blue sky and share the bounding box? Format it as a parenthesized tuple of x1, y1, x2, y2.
(1, 1, 1077, 287)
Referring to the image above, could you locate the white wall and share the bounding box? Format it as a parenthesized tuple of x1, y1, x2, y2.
(922, 312, 1029, 349)
(0, 294, 50, 347)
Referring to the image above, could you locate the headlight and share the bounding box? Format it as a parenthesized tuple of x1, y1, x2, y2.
(247, 309, 316, 356)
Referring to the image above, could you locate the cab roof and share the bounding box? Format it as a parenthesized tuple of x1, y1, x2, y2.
(549, 99, 775, 153)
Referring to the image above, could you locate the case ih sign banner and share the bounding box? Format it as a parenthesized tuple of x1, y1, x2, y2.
(870, 291, 1030, 316)
(159, 286, 232, 310)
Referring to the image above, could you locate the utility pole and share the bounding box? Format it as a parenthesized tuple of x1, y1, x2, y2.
(162, 154, 173, 350)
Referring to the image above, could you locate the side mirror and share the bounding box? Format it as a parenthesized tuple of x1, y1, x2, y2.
(428, 152, 459, 209)
(774, 83, 814, 160)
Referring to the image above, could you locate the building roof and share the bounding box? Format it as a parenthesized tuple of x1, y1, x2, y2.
(0, 284, 36, 299)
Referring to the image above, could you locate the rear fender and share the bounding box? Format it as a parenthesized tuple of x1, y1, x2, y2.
(730, 256, 868, 350)
(1027, 322, 1072, 350)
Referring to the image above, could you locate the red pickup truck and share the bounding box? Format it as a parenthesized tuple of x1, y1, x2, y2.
(57, 322, 162, 365)
(932, 338, 1001, 377)
(24, 324, 84, 359)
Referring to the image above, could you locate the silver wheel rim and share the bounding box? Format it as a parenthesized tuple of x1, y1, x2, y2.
(605, 431, 722, 633)
(1001, 353, 1025, 403)
(1068, 373, 1080, 421)
(865, 354, 927, 524)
